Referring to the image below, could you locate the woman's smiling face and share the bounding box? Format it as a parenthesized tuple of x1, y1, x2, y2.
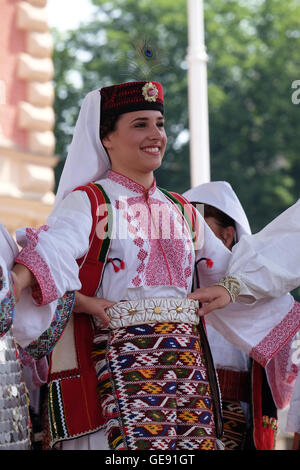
(102, 110, 167, 177)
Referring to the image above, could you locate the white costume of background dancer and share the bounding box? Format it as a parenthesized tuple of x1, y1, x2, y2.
(184, 182, 300, 446)
(227, 198, 300, 301)
(224, 198, 300, 446)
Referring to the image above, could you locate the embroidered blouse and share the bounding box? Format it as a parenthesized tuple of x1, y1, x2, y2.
(15, 171, 230, 307)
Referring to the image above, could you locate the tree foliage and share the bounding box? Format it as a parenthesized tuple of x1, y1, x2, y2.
(52, 0, 300, 233)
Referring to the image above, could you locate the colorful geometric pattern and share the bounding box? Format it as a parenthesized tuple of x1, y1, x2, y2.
(221, 401, 247, 450)
(25, 292, 75, 360)
(47, 315, 106, 448)
(48, 376, 70, 441)
(93, 322, 217, 450)
(0, 270, 15, 338)
(250, 300, 300, 367)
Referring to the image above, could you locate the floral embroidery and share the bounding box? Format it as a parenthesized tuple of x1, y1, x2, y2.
(112, 180, 194, 290)
(134, 237, 144, 248)
(132, 275, 142, 287)
(265, 306, 300, 410)
(262, 416, 278, 431)
(251, 301, 300, 367)
(108, 170, 156, 196)
(137, 249, 148, 261)
(25, 225, 50, 249)
(15, 245, 58, 306)
(184, 267, 192, 278)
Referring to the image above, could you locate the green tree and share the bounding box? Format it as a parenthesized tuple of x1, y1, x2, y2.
(206, 0, 300, 230)
(52, 0, 300, 233)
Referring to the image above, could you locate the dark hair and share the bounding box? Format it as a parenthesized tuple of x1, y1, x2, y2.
(99, 114, 120, 142)
(204, 204, 236, 229)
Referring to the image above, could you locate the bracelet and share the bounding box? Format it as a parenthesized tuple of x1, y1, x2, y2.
(215, 276, 241, 303)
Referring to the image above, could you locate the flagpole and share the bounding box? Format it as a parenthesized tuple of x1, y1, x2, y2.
(187, 0, 210, 186)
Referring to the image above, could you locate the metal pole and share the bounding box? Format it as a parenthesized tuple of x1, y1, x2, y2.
(187, 0, 210, 186)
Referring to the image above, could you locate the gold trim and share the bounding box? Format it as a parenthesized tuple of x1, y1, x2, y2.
(215, 276, 241, 303)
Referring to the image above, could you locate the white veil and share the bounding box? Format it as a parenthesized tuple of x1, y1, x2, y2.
(53, 88, 110, 210)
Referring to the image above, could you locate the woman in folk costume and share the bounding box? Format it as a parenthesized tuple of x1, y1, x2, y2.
(10, 81, 300, 451)
(11, 81, 226, 451)
(190, 197, 300, 451)
(184, 181, 300, 450)
(0, 222, 76, 449)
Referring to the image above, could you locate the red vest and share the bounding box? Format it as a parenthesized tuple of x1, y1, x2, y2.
(47, 183, 111, 446)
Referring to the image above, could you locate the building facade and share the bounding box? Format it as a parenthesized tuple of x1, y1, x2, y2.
(0, 0, 56, 234)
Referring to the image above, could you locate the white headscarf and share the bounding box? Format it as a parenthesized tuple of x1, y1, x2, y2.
(183, 181, 251, 241)
(53, 89, 110, 210)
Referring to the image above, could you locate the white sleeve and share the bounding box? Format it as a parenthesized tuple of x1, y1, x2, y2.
(227, 199, 300, 302)
(194, 211, 299, 369)
(15, 190, 92, 304)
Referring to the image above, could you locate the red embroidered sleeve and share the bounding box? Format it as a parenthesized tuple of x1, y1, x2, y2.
(15, 226, 58, 305)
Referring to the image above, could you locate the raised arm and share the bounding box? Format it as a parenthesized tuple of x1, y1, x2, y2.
(189, 199, 300, 314)
(227, 198, 300, 301)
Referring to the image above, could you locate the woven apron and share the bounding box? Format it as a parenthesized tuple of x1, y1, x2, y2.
(92, 298, 218, 451)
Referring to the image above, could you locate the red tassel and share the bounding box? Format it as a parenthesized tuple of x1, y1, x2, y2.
(120, 260, 125, 270)
(206, 258, 214, 268)
(108, 258, 120, 273)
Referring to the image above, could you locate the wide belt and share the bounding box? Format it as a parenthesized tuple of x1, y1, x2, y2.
(103, 297, 200, 329)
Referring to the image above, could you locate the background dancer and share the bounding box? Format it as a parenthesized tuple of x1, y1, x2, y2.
(185, 181, 299, 450)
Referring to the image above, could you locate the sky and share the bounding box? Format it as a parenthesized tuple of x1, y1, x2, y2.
(46, 0, 96, 30)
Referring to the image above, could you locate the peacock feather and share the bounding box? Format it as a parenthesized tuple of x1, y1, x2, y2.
(119, 35, 166, 80)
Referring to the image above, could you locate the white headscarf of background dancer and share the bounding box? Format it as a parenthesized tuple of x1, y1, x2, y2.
(183, 181, 300, 410)
(183, 181, 251, 242)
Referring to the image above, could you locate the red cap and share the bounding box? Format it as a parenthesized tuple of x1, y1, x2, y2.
(100, 81, 164, 116)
